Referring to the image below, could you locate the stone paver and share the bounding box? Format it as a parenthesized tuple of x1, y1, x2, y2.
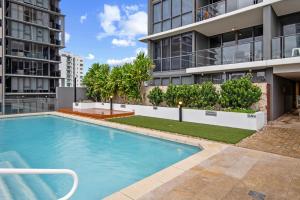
(140, 146, 300, 200)
(238, 112, 300, 159)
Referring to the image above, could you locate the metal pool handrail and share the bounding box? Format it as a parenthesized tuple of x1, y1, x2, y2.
(0, 168, 78, 200)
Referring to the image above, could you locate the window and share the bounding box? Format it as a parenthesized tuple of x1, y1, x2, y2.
(172, 0, 181, 17)
(171, 77, 180, 85)
(182, 76, 192, 85)
(153, 3, 162, 23)
(154, 41, 161, 59)
(163, 20, 171, 31)
(222, 32, 236, 47)
(162, 39, 170, 58)
(153, 0, 194, 33)
(162, 78, 170, 86)
(163, 0, 171, 20)
(182, 0, 192, 13)
(238, 28, 253, 44)
(182, 13, 192, 26)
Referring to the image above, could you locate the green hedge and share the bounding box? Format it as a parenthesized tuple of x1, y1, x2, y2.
(147, 76, 262, 111)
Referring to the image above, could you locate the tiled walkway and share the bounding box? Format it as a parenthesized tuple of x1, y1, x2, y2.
(238, 112, 300, 159)
(140, 146, 300, 200)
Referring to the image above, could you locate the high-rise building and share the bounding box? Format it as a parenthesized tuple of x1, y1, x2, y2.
(141, 0, 300, 120)
(0, 0, 65, 114)
(59, 51, 84, 87)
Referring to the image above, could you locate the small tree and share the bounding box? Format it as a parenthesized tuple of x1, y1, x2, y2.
(219, 75, 262, 109)
(83, 63, 102, 101)
(147, 87, 164, 106)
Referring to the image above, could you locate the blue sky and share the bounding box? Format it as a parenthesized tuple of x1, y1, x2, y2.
(60, 0, 148, 73)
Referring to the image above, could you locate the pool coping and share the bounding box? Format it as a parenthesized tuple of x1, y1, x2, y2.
(0, 112, 229, 200)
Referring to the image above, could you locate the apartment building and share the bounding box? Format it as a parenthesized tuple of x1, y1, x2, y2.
(0, 0, 65, 114)
(59, 52, 84, 88)
(141, 0, 300, 120)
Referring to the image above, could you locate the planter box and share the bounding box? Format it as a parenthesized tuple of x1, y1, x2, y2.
(73, 103, 265, 131)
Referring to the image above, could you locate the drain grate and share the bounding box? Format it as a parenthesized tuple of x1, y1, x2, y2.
(248, 190, 266, 200)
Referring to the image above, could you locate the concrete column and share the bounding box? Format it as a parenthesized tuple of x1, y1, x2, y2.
(148, 0, 153, 35)
(296, 82, 299, 108)
(263, 5, 280, 60)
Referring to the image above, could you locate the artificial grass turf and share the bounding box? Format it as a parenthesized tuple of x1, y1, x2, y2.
(108, 116, 255, 144)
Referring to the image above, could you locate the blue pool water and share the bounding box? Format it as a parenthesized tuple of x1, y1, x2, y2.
(0, 116, 200, 199)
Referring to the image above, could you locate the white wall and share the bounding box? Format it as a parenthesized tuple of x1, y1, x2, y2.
(74, 103, 265, 130)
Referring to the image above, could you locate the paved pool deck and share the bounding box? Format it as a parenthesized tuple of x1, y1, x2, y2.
(238, 112, 300, 159)
(139, 146, 300, 200)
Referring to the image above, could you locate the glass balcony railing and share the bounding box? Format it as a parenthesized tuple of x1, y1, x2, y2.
(153, 41, 263, 72)
(272, 33, 300, 59)
(197, 0, 263, 22)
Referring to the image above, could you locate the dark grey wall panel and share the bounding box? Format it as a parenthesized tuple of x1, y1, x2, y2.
(56, 87, 87, 109)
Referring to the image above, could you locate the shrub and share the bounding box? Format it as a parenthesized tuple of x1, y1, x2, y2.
(190, 82, 219, 109)
(164, 85, 178, 107)
(147, 87, 164, 106)
(219, 75, 262, 109)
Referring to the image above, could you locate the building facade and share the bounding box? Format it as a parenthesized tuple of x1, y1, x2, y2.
(0, 0, 64, 115)
(142, 0, 300, 120)
(59, 52, 84, 88)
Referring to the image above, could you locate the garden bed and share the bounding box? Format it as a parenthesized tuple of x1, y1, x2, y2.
(73, 103, 265, 130)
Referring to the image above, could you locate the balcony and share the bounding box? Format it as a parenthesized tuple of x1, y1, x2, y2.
(153, 41, 263, 72)
(272, 33, 300, 59)
(197, 0, 263, 22)
(50, 39, 62, 46)
(50, 22, 62, 30)
(7, 51, 48, 61)
(50, 70, 61, 78)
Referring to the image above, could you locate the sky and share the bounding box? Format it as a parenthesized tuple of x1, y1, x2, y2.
(60, 0, 148, 74)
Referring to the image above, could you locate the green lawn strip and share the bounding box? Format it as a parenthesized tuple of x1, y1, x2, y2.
(108, 116, 255, 144)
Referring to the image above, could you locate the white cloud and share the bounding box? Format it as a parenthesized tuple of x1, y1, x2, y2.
(80, 14, 87, 24)
(135, 47, 148, 55)
(123, 5, 139, 16)
(112, 39, 136, 47)
(119, 11, 147, 37)
(99, 5, 121, 35)
(107, 57, 135, 66)
(97, 4, 147, 47)
(65, 32, 71, 43)
(85, 53, 95, 60)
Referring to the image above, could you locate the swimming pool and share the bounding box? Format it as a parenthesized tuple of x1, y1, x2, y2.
(0, 115, 200, 199)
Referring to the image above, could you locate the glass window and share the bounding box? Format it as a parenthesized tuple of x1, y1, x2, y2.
(153, 3, 162, 23)
(210, 35, 222, 48)
(181, 33, 193, 55)
(182, 13, 193, 26)
(171, 36, 181, 56)
(154, 78, 161, 86)
(238, 27, 253, 44)
(162, 78, 170, 86)
(154, 41, 161, 59)
(283, 24, 300, 36)
(182, 0, 193, 13)
(172, 0, 181, 17)
(153, 23, 161, 33)
(172, 16, 181, 28)
(163, 20, 171, 31)
(222, 32, 236, 47)
(212, 73, 226, 84)
(171, 77, 181, 85)
(162, 38, 170, 58)
(182, 76, 192, 85)
(163, 0, 171, 20)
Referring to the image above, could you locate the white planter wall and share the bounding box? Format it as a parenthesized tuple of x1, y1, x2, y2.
(73, 103, 265, 131)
